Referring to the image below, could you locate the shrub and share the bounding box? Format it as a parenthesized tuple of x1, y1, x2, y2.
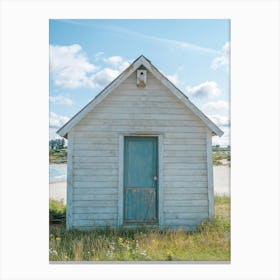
(49, 199, 66, 221)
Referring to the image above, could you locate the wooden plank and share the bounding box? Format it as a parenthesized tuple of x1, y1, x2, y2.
(72, 220, 117, 227)
(114, 90, 173, 98)
(74, 150, 118, 157)
(74, 132, 117, 140)
(73, 213, 117, 223)
(118, 135, 124, 226)
(164, 139, 206, 145)
(158, 135, 164, 229)
(66, 131, 73, 229)
(165, 193, 208, 200)
(164, 150, 206, 157)
(74, 137, 118, 144)
(96, 101, 186, 110)
(78, 119, 205, 128)
(163, 218, 206, 226)
(163, 181, 208, 188)
(207, 131, 214, 219)
(164, 132, 206, 139)
(163, 157, 206, 163)
(74, 194, 117, 200)
(164, 163, 207, 169)
(164, 187, 208, 194)
(73, 168, 118, 176)
(73, 175, 118, 182)
(164, 213, 209, 219)
(163, 206, 208, 213)
(74, 126, 206, 133)
(73, 156, 118, 163)
(73, 207, 117, 213)
(73, 143, 117, 150)
(73, 188, 117, 195)
(106, 95, 180, 103)
(163, 169, 207, 176)
(74, 131, 204, 139)
(73, 162, 118, 169)
(164, 144, 205, 151)
(72, 213, 118, 220)
(164, 199, 208, 206)
(73, 181, 118, 188)
(73, 200, 117, 207)
(84, 112, 198, 121)
(163, 176, 208, 182)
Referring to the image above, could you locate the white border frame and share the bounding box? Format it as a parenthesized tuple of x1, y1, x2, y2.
(118, 133, 164, 228)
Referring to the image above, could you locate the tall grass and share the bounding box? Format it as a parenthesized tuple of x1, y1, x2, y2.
(49, 196, 230, 261)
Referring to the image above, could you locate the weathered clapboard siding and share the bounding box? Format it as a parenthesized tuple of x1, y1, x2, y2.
(69, 70, 210, 229)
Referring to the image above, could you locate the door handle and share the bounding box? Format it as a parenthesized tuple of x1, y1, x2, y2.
(153, 175, 158, 181)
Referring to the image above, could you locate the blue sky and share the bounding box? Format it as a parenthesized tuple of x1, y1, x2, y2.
(49, 19, 230, 145)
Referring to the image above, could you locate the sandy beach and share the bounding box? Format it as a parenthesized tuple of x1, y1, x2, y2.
(213, 165, 230, 195)
(49, 165, 230, 203)
(49, 181, 67, 204)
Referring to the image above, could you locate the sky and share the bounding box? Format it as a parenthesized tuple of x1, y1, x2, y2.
(49, 19, 230, 146)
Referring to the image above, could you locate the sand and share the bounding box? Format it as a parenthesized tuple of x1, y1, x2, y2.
(213, 165, 230, 195)
(49, 165, 230, 203)
(49, 181, 67, 204)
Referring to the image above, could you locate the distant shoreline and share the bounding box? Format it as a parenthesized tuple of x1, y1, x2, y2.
(49, 163, 67, 167)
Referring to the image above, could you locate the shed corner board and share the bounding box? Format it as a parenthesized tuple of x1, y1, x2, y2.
(206, 131, 214, 218)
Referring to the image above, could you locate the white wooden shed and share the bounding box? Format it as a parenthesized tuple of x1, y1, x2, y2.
(57, 55, 223, 230)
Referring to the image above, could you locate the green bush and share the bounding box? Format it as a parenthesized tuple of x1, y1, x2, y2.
(49, 199, 66, 221)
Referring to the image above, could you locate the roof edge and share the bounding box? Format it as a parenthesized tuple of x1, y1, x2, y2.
(57, 55, 223, 138)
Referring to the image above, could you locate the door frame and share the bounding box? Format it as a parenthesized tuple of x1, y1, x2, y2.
(118, 133, 163, 228)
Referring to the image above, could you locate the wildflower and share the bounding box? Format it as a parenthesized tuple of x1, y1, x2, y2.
(56, 237, 61, 241)
(140, 250, 147, 256)
(105, 250, 113, 257)
(49, 248, 58, 256)
(135, 240, 139, 251)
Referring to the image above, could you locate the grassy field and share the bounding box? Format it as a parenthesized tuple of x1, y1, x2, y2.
(49, 196, 230, 261)
(212, 152, 230, 166)
(49, 148, 67, 163)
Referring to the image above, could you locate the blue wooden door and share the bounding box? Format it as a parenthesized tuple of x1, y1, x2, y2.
(124, 137, 158, 223)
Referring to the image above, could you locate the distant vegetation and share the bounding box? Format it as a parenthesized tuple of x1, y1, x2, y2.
(212, 145, 231, 166)
(49, 196, 230, 261)
(49, 199, 66, 223)
(49, 139, 67, 163)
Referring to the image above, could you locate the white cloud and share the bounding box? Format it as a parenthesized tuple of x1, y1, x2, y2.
(166, 73, 180, 86)
(104, 56, 130, 71)
(94, 51, 105, 61)
(211, 41, 230, 71)
(202, 100, 229, 113)
(50, 44, 97, 89)
(212, 126, 230, 146)
(49, 112, 69, 129)
(187, 81, 222, 99)
(208, 114, 230, 127)
(90, 55, 130, 88)
(49, 95, 73, 106)
(50, 45, 130, 89)
(91, 68, 120, 88)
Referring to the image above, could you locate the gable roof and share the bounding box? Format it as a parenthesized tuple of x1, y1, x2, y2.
(57, 55, 223, 138)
